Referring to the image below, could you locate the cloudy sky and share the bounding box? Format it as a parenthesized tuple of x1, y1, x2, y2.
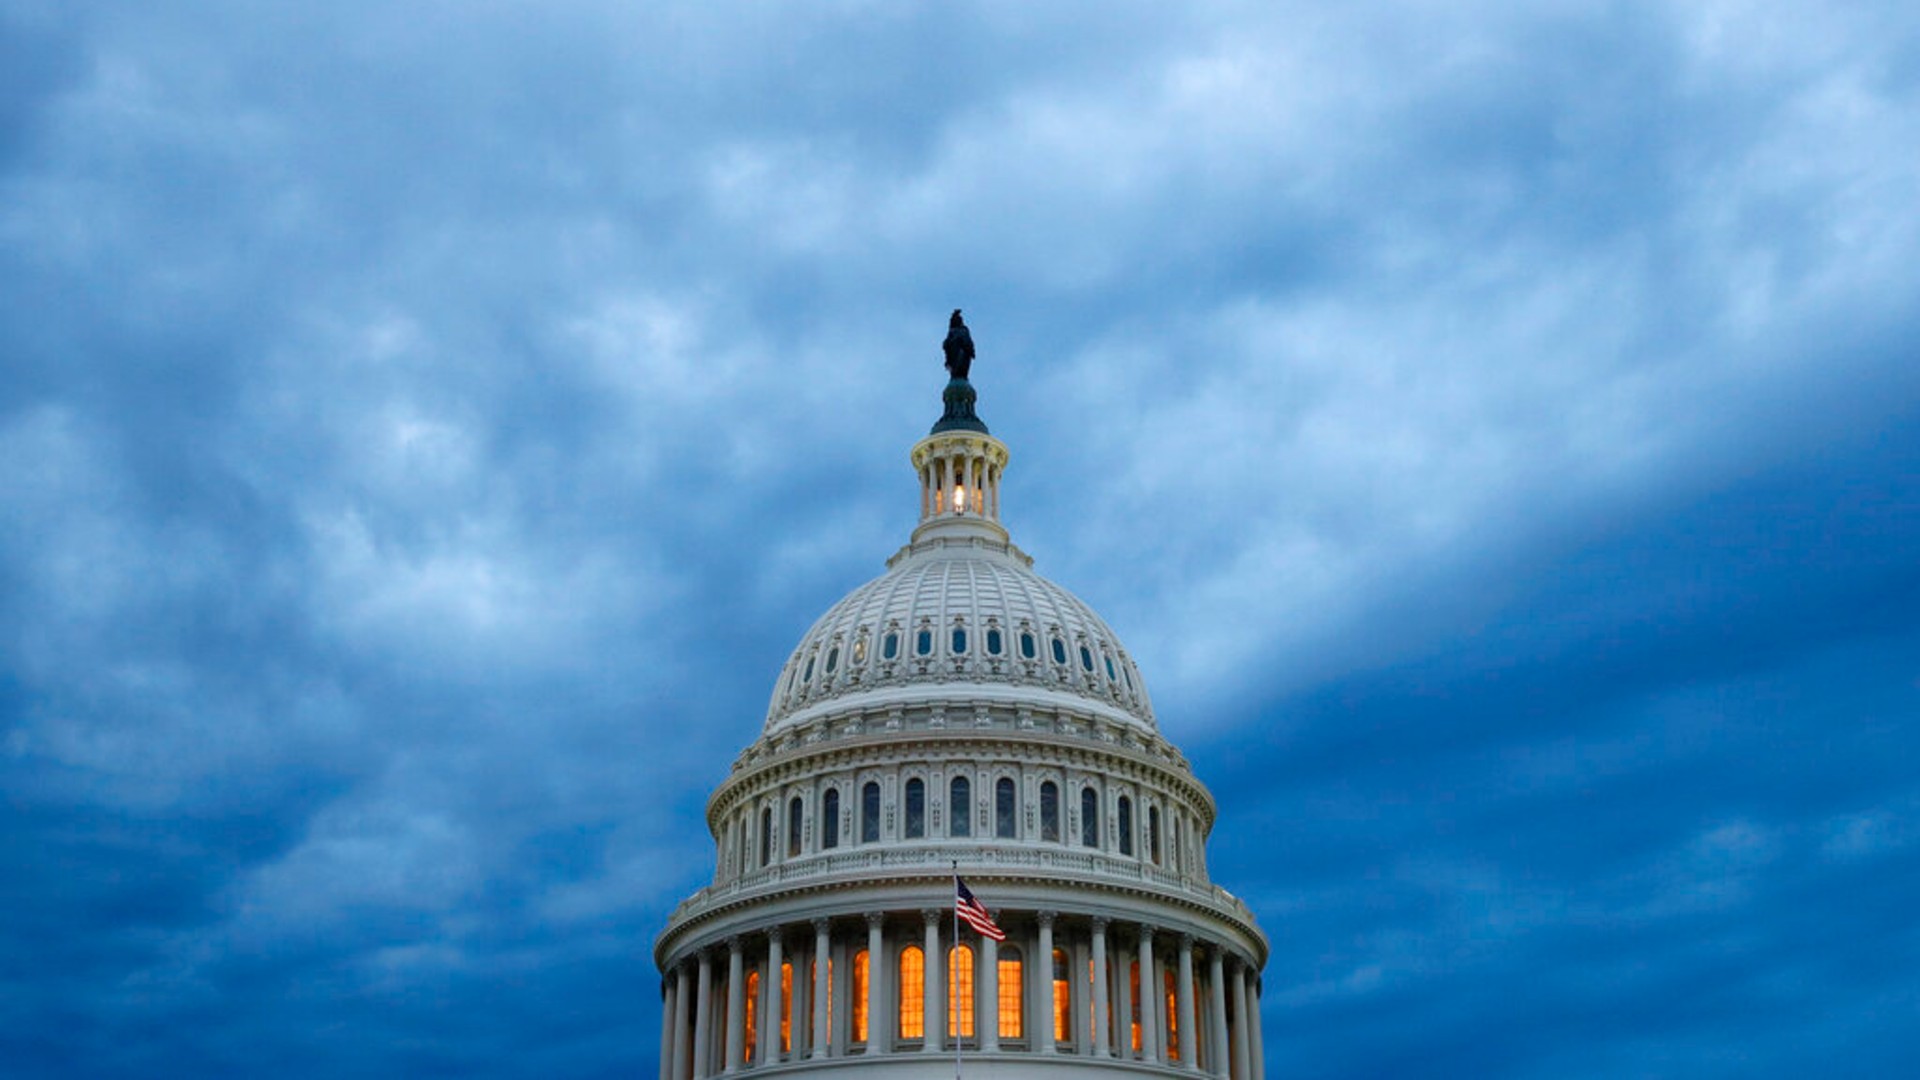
(4, 1, 1917, 1076)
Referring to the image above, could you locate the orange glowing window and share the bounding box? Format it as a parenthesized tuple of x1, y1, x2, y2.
(898, 946, 925, 1040)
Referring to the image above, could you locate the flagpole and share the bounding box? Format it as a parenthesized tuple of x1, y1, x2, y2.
(953, 859, 963, 1080)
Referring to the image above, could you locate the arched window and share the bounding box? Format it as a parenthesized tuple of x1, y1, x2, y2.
(1051, 637, 1068, 665)
(883, 631, 900, 660)
(851, 949, 870, 1044)
(916, 628, 933, 656)
(745, 969, 760, 1061)
(787, 796, 803, 858)
(780, 961, 793, 1053)
(825, 646, 839, 675)
(1040, 781, 1059, 842)
(1080, 644, 1094, 672)
(1020, 630, 1037, 659)
(1052, 948, 1071, 1043)
(950, 777, 971, 837)
(898, 945, 925, 1041)
(997, 945, 1024, 1040)
(1081, 787, 1100, 848)
(995, 777, 1016, 839)
(1117, 796, 1134, 856)
(952, 626, 967, 654)
(905, 778, 926, 838)
(986, 627, 1003, 655)
(822, 789, 840, 850)
(852, 633, 868, 665)
(803, 655, 814, 682)
(1149, 805, 1162, 865)
(861, 781, 880, 843)
(760, 806, 773, 867)
(949, 944, 975, 1040)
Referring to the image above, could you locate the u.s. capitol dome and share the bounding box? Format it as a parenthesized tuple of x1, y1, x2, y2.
(655, 318, 1268, 1078)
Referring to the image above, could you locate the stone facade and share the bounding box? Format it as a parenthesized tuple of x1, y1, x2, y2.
(656, 377, 1267, 1078)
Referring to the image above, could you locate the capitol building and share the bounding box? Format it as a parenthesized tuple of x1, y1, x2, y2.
(655, 322, 1269, 1077)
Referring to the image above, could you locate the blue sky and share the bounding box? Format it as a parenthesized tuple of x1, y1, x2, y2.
(3, 2, 1917, 1076)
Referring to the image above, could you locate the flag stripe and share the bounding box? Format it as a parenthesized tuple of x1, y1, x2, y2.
(955, 878, 1007, 941)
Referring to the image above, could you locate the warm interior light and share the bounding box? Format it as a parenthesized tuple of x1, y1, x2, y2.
(952, 485, 967, 512)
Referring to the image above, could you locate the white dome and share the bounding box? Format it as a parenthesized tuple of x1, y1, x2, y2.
(764, 534, 1156, 735)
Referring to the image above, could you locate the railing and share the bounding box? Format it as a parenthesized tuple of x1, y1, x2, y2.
(666, 842, 1256, 927)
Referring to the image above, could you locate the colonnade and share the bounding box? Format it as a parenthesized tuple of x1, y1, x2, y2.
(918, 445, 1001, 522)
(660, 909, 1263, 1078)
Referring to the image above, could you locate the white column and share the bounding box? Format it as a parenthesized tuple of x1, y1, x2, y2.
(672, 964, 693, 1080)
(1178, 935, 1198, 1070)
(659, 976, 675, 1080)
(1137, 927, 1159, 1062)
(1248, 971, 1265, 1080)
(811, 919, 831, 1058)
(922, 909, 944, 1053)
(693, 951, 714, 1079)
(1230, 963, 1251, 1080)
(866, 913, 887, 1053)
(979, 930, 999, 1052)
(763, 932, 784, 1065)
(724, 938, 746, 1072)
(1208, 948, 1230, 1078)
(1036, 911, 1057, 1053)
(1091, 917, 1111, 1058)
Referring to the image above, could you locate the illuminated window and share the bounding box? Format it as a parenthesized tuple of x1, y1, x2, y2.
(1053, 948, 1071, 1043)
(780, 962, 793, 1053)
(950, 777, 971, 837)
(898, 946, 925, 1040)
(995, 778, 1016, 839)
(1164, 967, 1180, 1062)
(905, 778, 925, 838)
(745, 969, 760, 1061)
(852, 949, 869, 1044)
(998, 946, 1023, 1040)
(787, 796, 803, 858)
(1081, 787, 1099, 847)
(1040, 781, 1059, 842)
(822, 789, 840, 850)
(949, 945, 975, 1039)
(1129, 961, 1141, 1052)
(1118, 797, 1133, 856)
(861, 782, 880, 843)
(852, 634, 867, 665)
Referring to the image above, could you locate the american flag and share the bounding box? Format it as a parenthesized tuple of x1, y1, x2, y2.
(955, 878, 1006, 941)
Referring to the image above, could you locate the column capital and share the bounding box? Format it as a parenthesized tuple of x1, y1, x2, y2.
(922, 908, 943, 927)
(726, 935, 744, 953)
(1035, 909, 1057, 928)
(1138, 922, 1159, 941)
(1178, 932, 1195, 949)
(866, 911, 886, 930)
(811, 916, 831, 934)
(1090, 915, 1109, 933)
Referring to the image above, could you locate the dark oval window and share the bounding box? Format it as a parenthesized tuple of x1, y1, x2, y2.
(883, 632, 899, 660)
(802, 657, 815, 682)
(1105, 654, 1116, 681)
(916, 629, 933, 656)
(1020, 632, 1036, 659)
(952, 628, 967, 654)
(1080, 645, 1094, 672)
(986, 628, 1003, 655)
(825, 647, 839, 674)
(1051, 638, 1067, 665)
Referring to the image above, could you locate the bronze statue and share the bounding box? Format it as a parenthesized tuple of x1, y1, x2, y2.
(943, 309, 975, 380)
